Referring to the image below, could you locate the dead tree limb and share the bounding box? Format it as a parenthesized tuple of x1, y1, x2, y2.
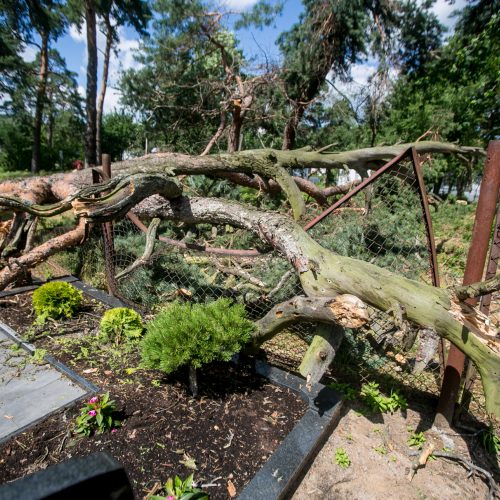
(254, 294, 369, 345)
(0, 220, 86, 288)
(115, 218, 161, 280)
(453, 274, 500, 302)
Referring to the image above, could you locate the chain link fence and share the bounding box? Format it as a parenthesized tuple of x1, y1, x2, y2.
(34, 159, 493, 426)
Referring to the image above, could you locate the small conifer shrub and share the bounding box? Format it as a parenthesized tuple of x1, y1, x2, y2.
(141, 298, 255, 395)
(32, 282, 83, 322)
(99, 307, 144, 344)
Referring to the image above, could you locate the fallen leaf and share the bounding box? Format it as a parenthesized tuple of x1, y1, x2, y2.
(3, 415, 13, 420)
(82, 368, 98, 374)
(395, 353, 406, 364)
(180, 453, 197, 470)
(227, 480, 236, 497)
(127, 429, 137, 439)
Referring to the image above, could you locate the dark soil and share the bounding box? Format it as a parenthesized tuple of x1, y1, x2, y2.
(0, 290, 307, 499)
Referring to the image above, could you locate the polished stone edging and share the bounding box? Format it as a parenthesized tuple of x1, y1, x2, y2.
(0, 277, 343, 499)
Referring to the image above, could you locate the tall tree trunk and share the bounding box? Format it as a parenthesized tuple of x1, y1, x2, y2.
(31, 30, 49, 175)
(228, 103, 242, 153)
(282, 104, 305, 151)
(96, 13, 113, 165)
(85, 0, 98, 168)
(46, 87, 54, 149)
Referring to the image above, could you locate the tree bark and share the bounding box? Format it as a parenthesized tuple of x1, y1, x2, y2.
(0, 220, 86, 288)
(282, 104, 305, 151)
(85, 0, 98, 168)
(96, 13, 113, 165)
(0, 156, 499, 414)
(228, 104, 242, 153)
(31, 30, 49, 175)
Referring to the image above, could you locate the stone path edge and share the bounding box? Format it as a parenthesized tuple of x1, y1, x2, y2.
(0, 277, 344, 499)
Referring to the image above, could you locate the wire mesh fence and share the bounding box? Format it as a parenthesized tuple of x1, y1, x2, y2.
(33, 156, 493, 426)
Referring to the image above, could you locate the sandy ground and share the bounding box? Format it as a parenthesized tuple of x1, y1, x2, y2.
(292, 402, 498, 500)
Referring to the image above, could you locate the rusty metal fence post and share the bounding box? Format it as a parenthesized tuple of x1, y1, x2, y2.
(434, 140, 500, 427)
(458, 191, 500, 419)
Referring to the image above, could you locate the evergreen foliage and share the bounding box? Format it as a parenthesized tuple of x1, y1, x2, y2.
(99, 307, 144, 344)
(32, 281, 83, 321)
(141, 299, 255, 373)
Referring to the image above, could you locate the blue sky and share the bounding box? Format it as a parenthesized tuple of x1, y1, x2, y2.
(22, 0, 467, 113)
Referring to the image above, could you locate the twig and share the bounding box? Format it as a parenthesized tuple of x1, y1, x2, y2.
(214, 261, 268, 289)
(144, 481, 162, 498)
(14, 439, 27, 450)
(34, 446, 49, 465)
(202, 477, 223, 488)
(223, 429, 234, 449)
(408, 443, 435, 481)
(268, 270, 294, 299)
(0, 298, 17, 306)
(55, 430, 70, 454)
(409, 450, 499, 500)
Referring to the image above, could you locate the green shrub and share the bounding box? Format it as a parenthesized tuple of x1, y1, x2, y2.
(32, 282, 83, 322)
(141, 298, 255, 374)
(99, 307, 144, 344)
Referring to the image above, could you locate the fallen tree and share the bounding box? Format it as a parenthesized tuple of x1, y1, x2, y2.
(1, 141, 498, 417)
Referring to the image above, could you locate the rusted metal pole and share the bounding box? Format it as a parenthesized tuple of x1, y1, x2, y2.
(101, 154, 119, 297)
(434, 140, 500, 427)
(458, 191, 500, 418)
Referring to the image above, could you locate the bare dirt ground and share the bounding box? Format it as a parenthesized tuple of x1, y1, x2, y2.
(293, 402, 498, 500)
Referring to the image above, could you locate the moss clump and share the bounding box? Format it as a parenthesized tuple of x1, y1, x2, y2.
(99, 307, 144, 344)
(141, 298, 255, 374)
(32, 282, 83, 322)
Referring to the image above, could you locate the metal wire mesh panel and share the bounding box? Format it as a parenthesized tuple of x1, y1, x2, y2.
(32, 158, 490, 425)
(302, 160, 444, 394)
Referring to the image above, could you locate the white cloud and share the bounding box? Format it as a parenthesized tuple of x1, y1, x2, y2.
(70, 24, 86, 43)
(22, 45, 38, 62)
(220, 0, 260, 9)
(103, 86, 121, 113)
(429, 0, 468, 29)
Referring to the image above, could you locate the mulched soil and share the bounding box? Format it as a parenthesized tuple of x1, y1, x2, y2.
(0, 290, 307, 499)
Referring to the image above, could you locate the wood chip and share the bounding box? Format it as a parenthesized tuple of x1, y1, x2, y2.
(227, 479, 237, 497)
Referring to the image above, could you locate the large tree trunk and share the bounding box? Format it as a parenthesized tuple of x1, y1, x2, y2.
(228, 105, 242, 153)
(85, 0, 98, 168)
(96, 13, 113, 165)
(31, 30, 49, 175)
(0, 142, 498, 415)
(282, 104, 305, 151)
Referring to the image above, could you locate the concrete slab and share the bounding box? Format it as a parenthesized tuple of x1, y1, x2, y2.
(0, 330, 86, 442)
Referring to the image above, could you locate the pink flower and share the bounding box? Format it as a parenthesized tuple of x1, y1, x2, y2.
(88, 410, 97, 417)
(88, 396, 98, 404)
(166, 496, 175, 500)
(111, 429, 117, 434)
